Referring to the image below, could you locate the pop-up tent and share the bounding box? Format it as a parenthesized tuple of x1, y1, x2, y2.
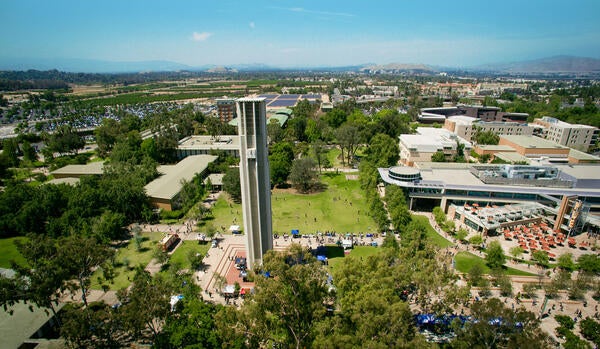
(291, 229, 300, 237)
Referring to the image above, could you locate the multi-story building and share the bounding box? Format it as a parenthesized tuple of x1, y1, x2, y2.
(216, 98, 237, 123)
(399, 127, 472, 166)
(444, 115, 536, 142)
(532, 116, 599, 151)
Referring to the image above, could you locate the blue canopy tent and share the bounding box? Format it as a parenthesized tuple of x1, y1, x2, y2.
(291, 229, 300, 238)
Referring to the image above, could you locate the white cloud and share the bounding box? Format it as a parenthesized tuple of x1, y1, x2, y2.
(191, 31, 212, 42)
(249, 21, 255, 29)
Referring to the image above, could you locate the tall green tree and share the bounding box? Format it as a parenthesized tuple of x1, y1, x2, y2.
(223, 245, 328, 349)
(289, 157, 318, 193)
(46, 125, 85, 155)
(223, 166, 241, 202)
(485, 241, 506, 270)
(364, 133, 399, 167)
(269, 142, 294, 186)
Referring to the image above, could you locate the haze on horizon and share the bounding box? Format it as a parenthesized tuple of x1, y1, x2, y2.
(1, 0, 599, 69)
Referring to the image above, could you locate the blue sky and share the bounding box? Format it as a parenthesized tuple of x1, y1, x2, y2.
(1, 0, 599, 68)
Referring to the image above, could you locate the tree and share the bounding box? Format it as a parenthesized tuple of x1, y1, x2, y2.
(473, 130, 500, 145)
(322, 108, 347, 128)
(485, 241, 506, 270)
(223, 245, 328, 349)
(46, 125, 85, 155)
(311, 140, 327, 173)
(223, 167, 241, 202)
(469, 234, 483, 247)
(335, 124, 360, 166)
(21, 140, 37, 163)
(365, 133, 399, 167)
(578, 254, 600, 275)
(94, 118, 123, 157)
(532, 250, 549, 268)
(60, 302, 119, 348)
(385, 185, 411, 230)
(451, 298, 552, 348)
(2, 235, 69, 321)
(267, 119, 284, 144)
(289, 157, 318, 193)
(509, 246, 524, 260)
(269, 142, 294, 186)
(580, 317, 600, 347)
(1, 138, 20, 167)
(156, 298, 223, 348)
(118, 269, 173, 342)
(59, 235, 115, 307)
(557, 253, 576, 272)
(431, 150, 446, 162)
(455, 228, 468, 242)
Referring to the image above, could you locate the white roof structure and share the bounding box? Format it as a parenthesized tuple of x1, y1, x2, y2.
(145, 155, 217, 200)
(447, 115, 477, 125)
(400, 127, 472, 152)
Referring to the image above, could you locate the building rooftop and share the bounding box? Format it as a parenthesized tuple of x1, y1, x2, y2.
(51, 161, 104, 176)
(447, 115, 477, 125)
(500, 135, 569, 149)
(0, 302, 64, 349)
(400, 127, 472, 152)
(145, 155, 217, 200)
(569, 149, 600, 161)
(476, 145, 516, 152)
(495, 152, 531, 164)
(379, 163, 600, 198)
(178, 135, 240, 151)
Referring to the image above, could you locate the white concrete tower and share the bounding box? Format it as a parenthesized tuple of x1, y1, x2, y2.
(236, 97, 272, 269)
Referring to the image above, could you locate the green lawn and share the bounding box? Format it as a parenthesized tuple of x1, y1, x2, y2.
(271, 173, 376, 234)
(168, 240, 210, 270)
(323, 245, 381, 271)
(0, 237, 27, 268)
(90, 231, 164, 291)
(201, 194, 243, 233)
(411, 215, 453, 248)
(454, 251, 535, 276)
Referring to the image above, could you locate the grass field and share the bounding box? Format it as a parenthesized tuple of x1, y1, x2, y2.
(322, 245, 381, 271)
(271, 173, 376, 234)
(0, 237, 27, 268)
(167, 240, 210, 270)
(201, 194, 243, 233)
(454, 251, 535, 276)
(205, 173, 376, 236)
(90, 231, 164, 291)
(411, 215, 453, 248)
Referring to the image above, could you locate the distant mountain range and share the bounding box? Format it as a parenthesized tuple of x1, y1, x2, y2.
(472, 55, 600, 73)
(0, 55, 599, 74)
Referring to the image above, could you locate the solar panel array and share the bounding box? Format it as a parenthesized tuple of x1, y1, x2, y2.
(258, 94, 322, 108)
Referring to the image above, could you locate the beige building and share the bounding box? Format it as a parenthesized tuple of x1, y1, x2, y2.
(145, 155, 217, 211)
(533, 116, 599, 151)
(499, 135, 570, 160)
(399, 127, 472, 166)
(444, 115, 535, 142)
